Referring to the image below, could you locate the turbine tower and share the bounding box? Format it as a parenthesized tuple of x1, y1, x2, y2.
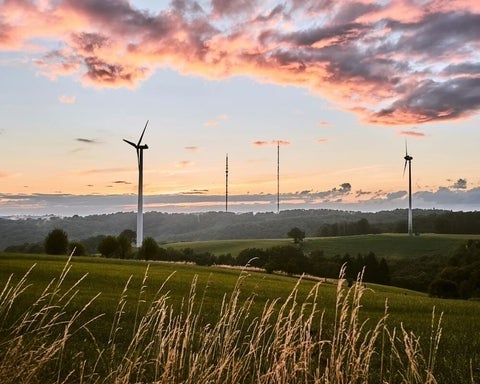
(123, 120, 149, 247)
(403, 142, 413, 236)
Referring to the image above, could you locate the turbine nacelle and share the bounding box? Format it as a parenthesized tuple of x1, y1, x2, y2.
(123, 120, 149, 150)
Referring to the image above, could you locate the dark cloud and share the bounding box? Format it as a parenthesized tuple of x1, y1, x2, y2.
(392, 12, 480, 58)
(112, 180, 132, 184)
(83, 56, 149, 87)
(76, 138, 99, 144)
(371, 77, 480, 124)
(451, 178, 467, 189)
(211, 0, 259, 17)
(180, 189, 209, 195)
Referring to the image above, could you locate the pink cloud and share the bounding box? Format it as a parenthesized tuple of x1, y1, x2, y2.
(317, 138, 329, 143)
(398, 130, 426, 137)
(59, 95, 76, 104)
(1, 0, 479, 125)
(252, 140, 290, 147)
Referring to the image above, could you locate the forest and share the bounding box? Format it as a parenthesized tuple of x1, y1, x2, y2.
(3, 208, 480, 251)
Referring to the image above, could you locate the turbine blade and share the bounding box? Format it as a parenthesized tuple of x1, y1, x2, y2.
(403, 160, 407, 176)
(123, 139, 137, 148)
(405, 139, 408, 156)
(137, 120, 149, 146)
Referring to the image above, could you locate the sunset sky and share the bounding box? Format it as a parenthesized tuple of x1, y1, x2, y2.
(1, 0, 480, 216)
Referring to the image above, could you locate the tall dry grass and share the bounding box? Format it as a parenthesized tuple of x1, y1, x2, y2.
(0, 259, 446, 384)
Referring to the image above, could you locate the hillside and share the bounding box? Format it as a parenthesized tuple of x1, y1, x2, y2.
(1, 208, 470, 250)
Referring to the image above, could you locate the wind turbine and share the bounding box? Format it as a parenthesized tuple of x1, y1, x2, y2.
(403, 142, 413, 236)
(124, 120, 149, 247)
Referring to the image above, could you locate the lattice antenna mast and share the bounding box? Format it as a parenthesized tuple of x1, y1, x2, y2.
(225, 153, 229, 212)
(277, 141, 280, 214)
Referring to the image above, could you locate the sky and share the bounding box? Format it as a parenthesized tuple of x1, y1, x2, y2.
(1, 0, 480, 217)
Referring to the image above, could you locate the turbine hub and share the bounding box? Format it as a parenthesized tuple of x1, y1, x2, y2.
(404, 155, 413, 161)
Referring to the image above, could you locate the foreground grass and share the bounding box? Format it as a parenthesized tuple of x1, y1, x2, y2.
(0, 253, 479, 383)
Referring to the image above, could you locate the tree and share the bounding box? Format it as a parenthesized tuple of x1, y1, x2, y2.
(117, 230, 135, 259)
(287, 227, 305, 244)
(68, 241, 87, 256)
(44, 228, 69, 255)
(98, 236, 119, 258)
(139, 237, 160, 260)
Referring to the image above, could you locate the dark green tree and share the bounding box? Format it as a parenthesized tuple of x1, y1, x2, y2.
(117, 230, 135, 259)
(68, 241, 87, 256)
(97, 236, 119, 258)
(287, 227, 305, 244)
(139, 237, 160, 260)
(44, 228, 69, 255)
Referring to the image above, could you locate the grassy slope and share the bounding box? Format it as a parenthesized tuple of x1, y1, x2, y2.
(166, 233, 480, 260)
(1, 245, 480, 382)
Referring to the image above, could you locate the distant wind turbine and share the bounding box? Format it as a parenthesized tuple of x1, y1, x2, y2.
(123, 120, 149, 247)
(403, 142, 413, 236)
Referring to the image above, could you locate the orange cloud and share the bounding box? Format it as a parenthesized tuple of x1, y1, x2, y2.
(176, 160, 194, 168)
(2, 0, 479, 125)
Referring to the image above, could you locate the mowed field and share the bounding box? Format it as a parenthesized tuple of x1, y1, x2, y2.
(1, 233, 480, 383)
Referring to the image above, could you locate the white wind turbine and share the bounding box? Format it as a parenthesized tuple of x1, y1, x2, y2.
(124, 120, 149, 247)
(403, 141, 413, 236)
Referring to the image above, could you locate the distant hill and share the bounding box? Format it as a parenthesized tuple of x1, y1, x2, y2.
(3, 208, 480, 250)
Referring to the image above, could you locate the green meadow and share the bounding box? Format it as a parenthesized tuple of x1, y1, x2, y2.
(1, 239, 480, 383)
(166, 233, 480, 259)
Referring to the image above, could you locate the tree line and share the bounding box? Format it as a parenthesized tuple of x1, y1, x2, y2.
(4, 209, 480, 251)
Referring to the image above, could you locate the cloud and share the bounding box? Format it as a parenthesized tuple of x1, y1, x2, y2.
(2, 1, 480, 124)
(3, 185, 480, 216)
(252, 140, 290, 147)
(399, 130, 426, 137)
(112, 180, 132, 185)
(451, 178, 467, 189)
(203, 120, 219, 127)
(316, 121, 331, 127)
(77, 167, 131, 175)
(203, 114, 228, 127)
(59, 95, 76, 104)
(76, 138, 99, 144)
(176, 160, 194, 168)
(316, 138, 328, 143)
(184, 146, 199, 152)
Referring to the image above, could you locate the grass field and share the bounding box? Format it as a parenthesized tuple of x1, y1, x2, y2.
(0, 250, 479, 383)
(166, 233, 480, 260)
